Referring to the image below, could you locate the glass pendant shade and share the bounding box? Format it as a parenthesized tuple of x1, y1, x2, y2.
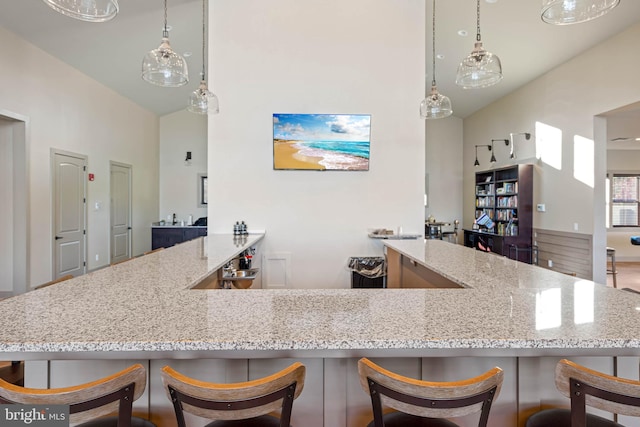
(42, 0, 118, 22)
(187, 81, 219, 114)
(541, 0, 620, 25)
(421, 0, 452, 119)
(187, 0, 219, 114)
(456, 41, 503, 89)
(142, 35, 188, 87)
(420, 85, 452, 119)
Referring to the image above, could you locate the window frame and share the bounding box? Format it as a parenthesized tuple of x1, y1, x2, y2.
(608, 171, 640, 228)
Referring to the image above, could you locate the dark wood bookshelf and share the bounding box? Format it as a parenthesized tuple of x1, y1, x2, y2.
(465, 164, 534, 263)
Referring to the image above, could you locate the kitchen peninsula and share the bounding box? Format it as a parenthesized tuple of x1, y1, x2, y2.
(1, 236, 640, 426)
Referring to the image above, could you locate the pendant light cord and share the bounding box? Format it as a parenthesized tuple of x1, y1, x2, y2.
(476, 0, 481, 42)
(201, 0, 206, 80)
(163, 0, 169, 38)
(431, 0, 436, 87)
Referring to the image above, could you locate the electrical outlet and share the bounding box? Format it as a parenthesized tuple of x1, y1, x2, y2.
(95, 254, 99, 261)
(548, 260, 553, 267)
(573, 222, 579, 231)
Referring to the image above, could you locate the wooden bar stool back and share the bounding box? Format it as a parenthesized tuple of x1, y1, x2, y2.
(161, 362, 305, 427)
(0, 363, 154, 427)
(527, 359, 640, 427)
(358, 358, 503, 427)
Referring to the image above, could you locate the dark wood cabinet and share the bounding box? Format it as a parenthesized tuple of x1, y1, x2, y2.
(151, 226, 207, 250)
(465, 164, 534, 263)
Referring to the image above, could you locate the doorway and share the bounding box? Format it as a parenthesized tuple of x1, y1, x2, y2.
(52, 150, 87, 279)
(110, 162, 132, 264)
(0, 111, 28, 296)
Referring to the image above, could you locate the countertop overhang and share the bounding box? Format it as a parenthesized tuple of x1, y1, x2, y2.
(2, 236, 640, 360)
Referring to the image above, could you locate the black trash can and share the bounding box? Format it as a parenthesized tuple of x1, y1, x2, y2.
(348, 257, 386, 288)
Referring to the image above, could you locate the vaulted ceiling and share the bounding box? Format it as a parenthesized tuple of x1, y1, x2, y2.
(1, 0, 640, 145)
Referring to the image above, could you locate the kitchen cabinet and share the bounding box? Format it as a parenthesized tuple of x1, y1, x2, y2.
(151, 226, 207, 250)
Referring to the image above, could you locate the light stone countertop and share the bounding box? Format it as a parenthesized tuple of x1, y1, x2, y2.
(1, 236, 640, 360)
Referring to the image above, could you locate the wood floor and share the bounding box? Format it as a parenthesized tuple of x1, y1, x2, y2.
(0, 361, 23, 386)
(606, 261, 640, 292)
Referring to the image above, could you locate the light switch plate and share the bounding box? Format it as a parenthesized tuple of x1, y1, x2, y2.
(536, 204, 546, 212)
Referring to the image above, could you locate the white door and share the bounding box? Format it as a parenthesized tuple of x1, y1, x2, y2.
(110, 162, 132, 263)
(53, 151, 87, 279)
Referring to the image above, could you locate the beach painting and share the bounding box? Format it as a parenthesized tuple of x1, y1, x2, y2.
(273, 113, 371, 171)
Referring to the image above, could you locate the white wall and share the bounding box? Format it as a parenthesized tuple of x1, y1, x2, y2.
(159, 110, 207, 224)
(0, 26, 160, 289)
(463, 23, 640, 284)
(606, 149, 640, 261)
(0, 120, 14, 291)
(209, 0, 425, 289)
(425, 117, 464, 226)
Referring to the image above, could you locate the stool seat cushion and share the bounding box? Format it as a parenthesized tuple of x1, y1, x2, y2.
(366, 412, 461, 427)
(205, 415, 287, 427)
(526, 408, 623, 427)
(631, 236, 640, 246)
(78, 416, 156, 427)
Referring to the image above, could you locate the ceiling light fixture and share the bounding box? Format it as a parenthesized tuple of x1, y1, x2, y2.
(142, 0, 189, 87)
(541, 0, 620, 25)
(188, 0, 219, 115)
(420, 0, 452, 119)
(41, 0, 118, 22)
(455, 0, 502, 89)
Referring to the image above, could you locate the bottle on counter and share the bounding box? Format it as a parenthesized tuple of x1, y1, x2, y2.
(188, 214, 193, 226)
(172, 213, 177, 225)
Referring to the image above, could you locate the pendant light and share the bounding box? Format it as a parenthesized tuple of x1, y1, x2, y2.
(541, 0, 620, 25)
(41, 0, 118, 22)
(420, 0, 452, 119)
(142, 0, 189, 87)
(188, 0, 219, 114)
(455, 0, 502, 89)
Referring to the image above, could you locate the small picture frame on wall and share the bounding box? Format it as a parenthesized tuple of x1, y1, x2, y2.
(198, 173, 207, 207)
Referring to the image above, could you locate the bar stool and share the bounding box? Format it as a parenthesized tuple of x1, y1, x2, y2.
(357, 358, 503, 427)
(607, 247, 618, 288)
(161, 362, 305, 427)
(526, 359, 640, 427)
(0, 363, 154, 427)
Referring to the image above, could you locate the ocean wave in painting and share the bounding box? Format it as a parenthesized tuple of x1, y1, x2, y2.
(294, 141, 369, 170)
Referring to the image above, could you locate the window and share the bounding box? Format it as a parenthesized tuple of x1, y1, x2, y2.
(610, 174, 640, 227)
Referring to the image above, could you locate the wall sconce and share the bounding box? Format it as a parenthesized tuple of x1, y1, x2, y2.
(508, 132, 531, 159)
(491, 139, 509, 164)
(185, 151, 192, 166)
(474, 144, 491, 167)
(475, 139, 509, 167)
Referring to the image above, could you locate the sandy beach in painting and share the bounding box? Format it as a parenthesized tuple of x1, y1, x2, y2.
(274, 140, 369, 171)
